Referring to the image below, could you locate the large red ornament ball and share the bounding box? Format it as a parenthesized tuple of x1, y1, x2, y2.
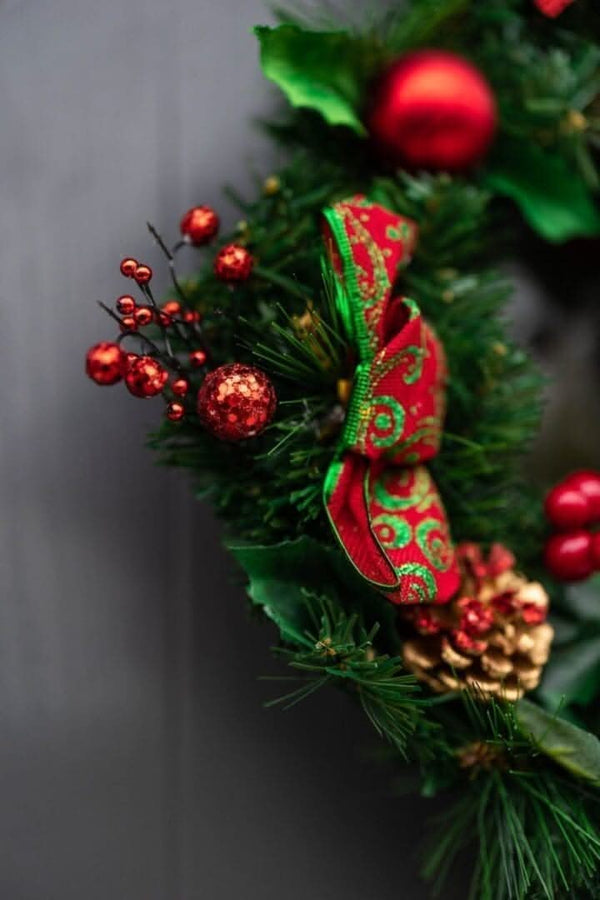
(197, 363, 276, 442)
(544, 531, 594, 582)
(180, 206, 220, 246)
(214, 244, 254, 283)
(534, 0, 574, 17)
(367, 50, 497, 172)
(85, 342, 126, 386)
(544, 483, 590, 531)
(565, 471, 600, 521)
(125, 356, 169, 398)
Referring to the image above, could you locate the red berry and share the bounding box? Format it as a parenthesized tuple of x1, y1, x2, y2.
(125, 356, 169, 398)
(544, 531, 594, 581)
(134, 306, 154, 327)
(565, 471, 600, 522)
(162, 300, 181, 317)
(180, 206, 220, 246)
(183, 310, 201, 324)
(171, 378, 189, 397)
(189, 349, 207, 368)
(120, 315, 137, 333)
(116, 295, 136, 316)
(166, 401, 185, 422)
(134, 263, 152, 285)
(120, 257, 138, 278)
(214, 244, 253, 283)
(157, 311, 173, 328)
(544, 484, 590, 530)
(591, 533, 600, 570)
(85, 342, 126, 386)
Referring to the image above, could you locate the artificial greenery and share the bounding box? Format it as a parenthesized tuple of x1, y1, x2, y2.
(139, 1, 600, 897)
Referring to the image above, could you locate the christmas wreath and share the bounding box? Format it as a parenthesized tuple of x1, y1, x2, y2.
(85, 2, 600, 897)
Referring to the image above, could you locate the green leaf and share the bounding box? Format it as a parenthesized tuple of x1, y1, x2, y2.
(255, 25, 368, 135)
(516, 698, 600, 785)
(228, 536, 401, 651)
(485, 139, 600, 242)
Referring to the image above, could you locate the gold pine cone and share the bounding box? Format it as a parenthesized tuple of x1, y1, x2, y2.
(402, 543, 554, 702)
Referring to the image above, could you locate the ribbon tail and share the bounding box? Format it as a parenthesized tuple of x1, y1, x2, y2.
(324, 454, 399, 590)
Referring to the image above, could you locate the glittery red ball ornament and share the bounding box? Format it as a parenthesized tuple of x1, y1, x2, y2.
(125, 356, 169, 398)
(534, 0, 574, 16)
(197, 363, 276, 441)
(85, 342, 126, 386)
(166, 401, 185, 422)
(134, 263, 152, 285)
(120, 257, 138, 278)
(367, 50, 497, 172)
(544, 531, 594, 582)
(214, 244, 253, 283)
(116, 295, 136, 316)
(180, 206, 220, 246)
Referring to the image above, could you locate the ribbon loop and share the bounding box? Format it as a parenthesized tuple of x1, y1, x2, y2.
(322, 196, 459, 605)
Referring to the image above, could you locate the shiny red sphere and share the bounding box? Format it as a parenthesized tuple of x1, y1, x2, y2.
(134, 306, 154, 327)
(534, 0, 574, 17)
(120, 257, 138, 278)
(189, 349, 207, 368)
(119, 315, 137, 333)
(171, 378, 189, 397)
(565, 470, 600, 522)
(367, 50, 497, 171)
(85, 342, 126, 386)
(197, 363, 276, 442)
(180, 206, 220, 246)
(162, 300, 181, 317)
(125, 356, 168, 398)
(544, 531, 594, 582)
(214, 244, 253, 283)
(134, 263, 153, 285)
(591, 533, 600, 570)
(116, 295, 136, 316)
(166, 402, 185, 422)
(544, 483, 590, 530)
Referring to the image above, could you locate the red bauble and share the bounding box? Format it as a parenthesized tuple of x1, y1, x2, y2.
(125, 356, 168, 398)
(565, 470, 600, 521)
(367, 50, 497, 172)
(166, 402, 185, 422)
(85, 342, 126, 386)
(134, 263, 152, 285)
(544, 531, 594, 582)
(544, 483, 590, 530)
(134, 305, 154, 327)
(180, 206, 220, 246)
(162, 300, 181, 317)
(183, 309, 201, 324)
(171, 378, 189, 397)
(120, 257, 138, 278)
(197, 363, 276, 441)
(214, 244, 253, 283)
(591, 533, 600, 570)
(116, 295, 136, 316)
(189, 349, 207, 368)
(120, 315, 137, 333)
(534, 0, 574, 16)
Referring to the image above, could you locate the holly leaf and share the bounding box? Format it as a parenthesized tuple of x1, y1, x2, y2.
(485, 139, 600, 242)
(228, 536, 400, 651)
(516, 698, 600, 785)
(255, 25, 369, 135)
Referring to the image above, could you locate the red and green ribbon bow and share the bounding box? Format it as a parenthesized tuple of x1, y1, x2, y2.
(322, 196, 459, 605)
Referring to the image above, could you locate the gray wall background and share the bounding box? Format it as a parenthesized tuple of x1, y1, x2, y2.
(0, 2, 436, 898)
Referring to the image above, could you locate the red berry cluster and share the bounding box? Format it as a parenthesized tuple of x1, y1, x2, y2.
(85, 210, 274, 440)
(179, 205, 253, 283)
(544, 471, 600, 581)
